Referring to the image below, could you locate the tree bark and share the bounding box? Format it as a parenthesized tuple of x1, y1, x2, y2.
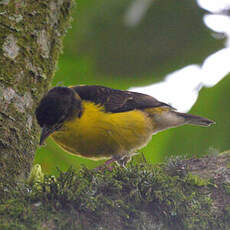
(0, 0, 74, 181)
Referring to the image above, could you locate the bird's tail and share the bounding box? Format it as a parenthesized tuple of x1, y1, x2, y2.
(177, 112, 215, 127)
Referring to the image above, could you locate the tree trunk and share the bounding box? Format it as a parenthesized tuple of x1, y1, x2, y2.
(0, 0, 74, 181)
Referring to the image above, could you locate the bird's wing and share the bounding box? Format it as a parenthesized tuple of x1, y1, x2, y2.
(71, 85, 173, 113)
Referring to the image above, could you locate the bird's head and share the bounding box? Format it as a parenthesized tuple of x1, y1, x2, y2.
(35, 87, 82, 145)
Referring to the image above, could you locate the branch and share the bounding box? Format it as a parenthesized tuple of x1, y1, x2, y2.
(1, 152, 230, 229)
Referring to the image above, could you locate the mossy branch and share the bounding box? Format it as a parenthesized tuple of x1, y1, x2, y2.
(0, 0, 74, 180)
(1, 152, 230, 230)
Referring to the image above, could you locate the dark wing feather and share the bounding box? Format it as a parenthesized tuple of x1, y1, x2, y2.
(71, 85, 173, 113)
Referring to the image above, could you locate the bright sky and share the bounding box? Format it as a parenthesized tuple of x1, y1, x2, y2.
(128, 0, 230, 112)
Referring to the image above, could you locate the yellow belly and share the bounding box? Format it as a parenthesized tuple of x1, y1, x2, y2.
(51, 101, 153, 160)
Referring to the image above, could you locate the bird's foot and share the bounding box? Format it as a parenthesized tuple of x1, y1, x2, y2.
(94, 155, 132, 171)
(93, 158, 117, 172)
(116, 156, 131, 168)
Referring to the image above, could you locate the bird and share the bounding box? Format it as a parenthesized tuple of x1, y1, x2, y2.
(35, 85, 215, 167)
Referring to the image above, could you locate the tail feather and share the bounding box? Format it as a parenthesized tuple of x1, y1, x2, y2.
(178, 113, 215, 127)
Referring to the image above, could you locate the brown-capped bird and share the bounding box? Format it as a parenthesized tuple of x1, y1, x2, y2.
(35, 85, 215, 166)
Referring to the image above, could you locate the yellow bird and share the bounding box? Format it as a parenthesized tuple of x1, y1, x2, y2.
(35, 85, 215, 166)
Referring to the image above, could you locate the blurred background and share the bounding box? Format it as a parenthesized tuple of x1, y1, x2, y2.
(35, 0, 230, 175)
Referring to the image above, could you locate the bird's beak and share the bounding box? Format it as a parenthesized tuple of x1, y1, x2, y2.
(39, 126, 53, 145)
(39, 123, 63, 145)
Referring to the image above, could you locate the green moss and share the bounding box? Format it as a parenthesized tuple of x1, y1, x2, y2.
(224, 183, 230, 196)
(185, 173, 210, 187)
(224, 205, 230, 220)
(0, 160, 228, 230)
(0, 0, 74, 93)
(226, 162, 230, 169)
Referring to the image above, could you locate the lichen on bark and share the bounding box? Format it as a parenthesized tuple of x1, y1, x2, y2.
(0, 0, 74, 181)
(2, 33, 19, 59)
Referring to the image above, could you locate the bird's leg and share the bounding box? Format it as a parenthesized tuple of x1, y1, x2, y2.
(104, 158, 117, 167)
(116, 156, 131, 168)
(94, 155, 132, 171)
(104, 158, 116, 171)
(94, 158, 117, 171)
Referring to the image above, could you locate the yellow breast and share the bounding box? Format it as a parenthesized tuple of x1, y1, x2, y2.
(51, 101, 153, 160)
